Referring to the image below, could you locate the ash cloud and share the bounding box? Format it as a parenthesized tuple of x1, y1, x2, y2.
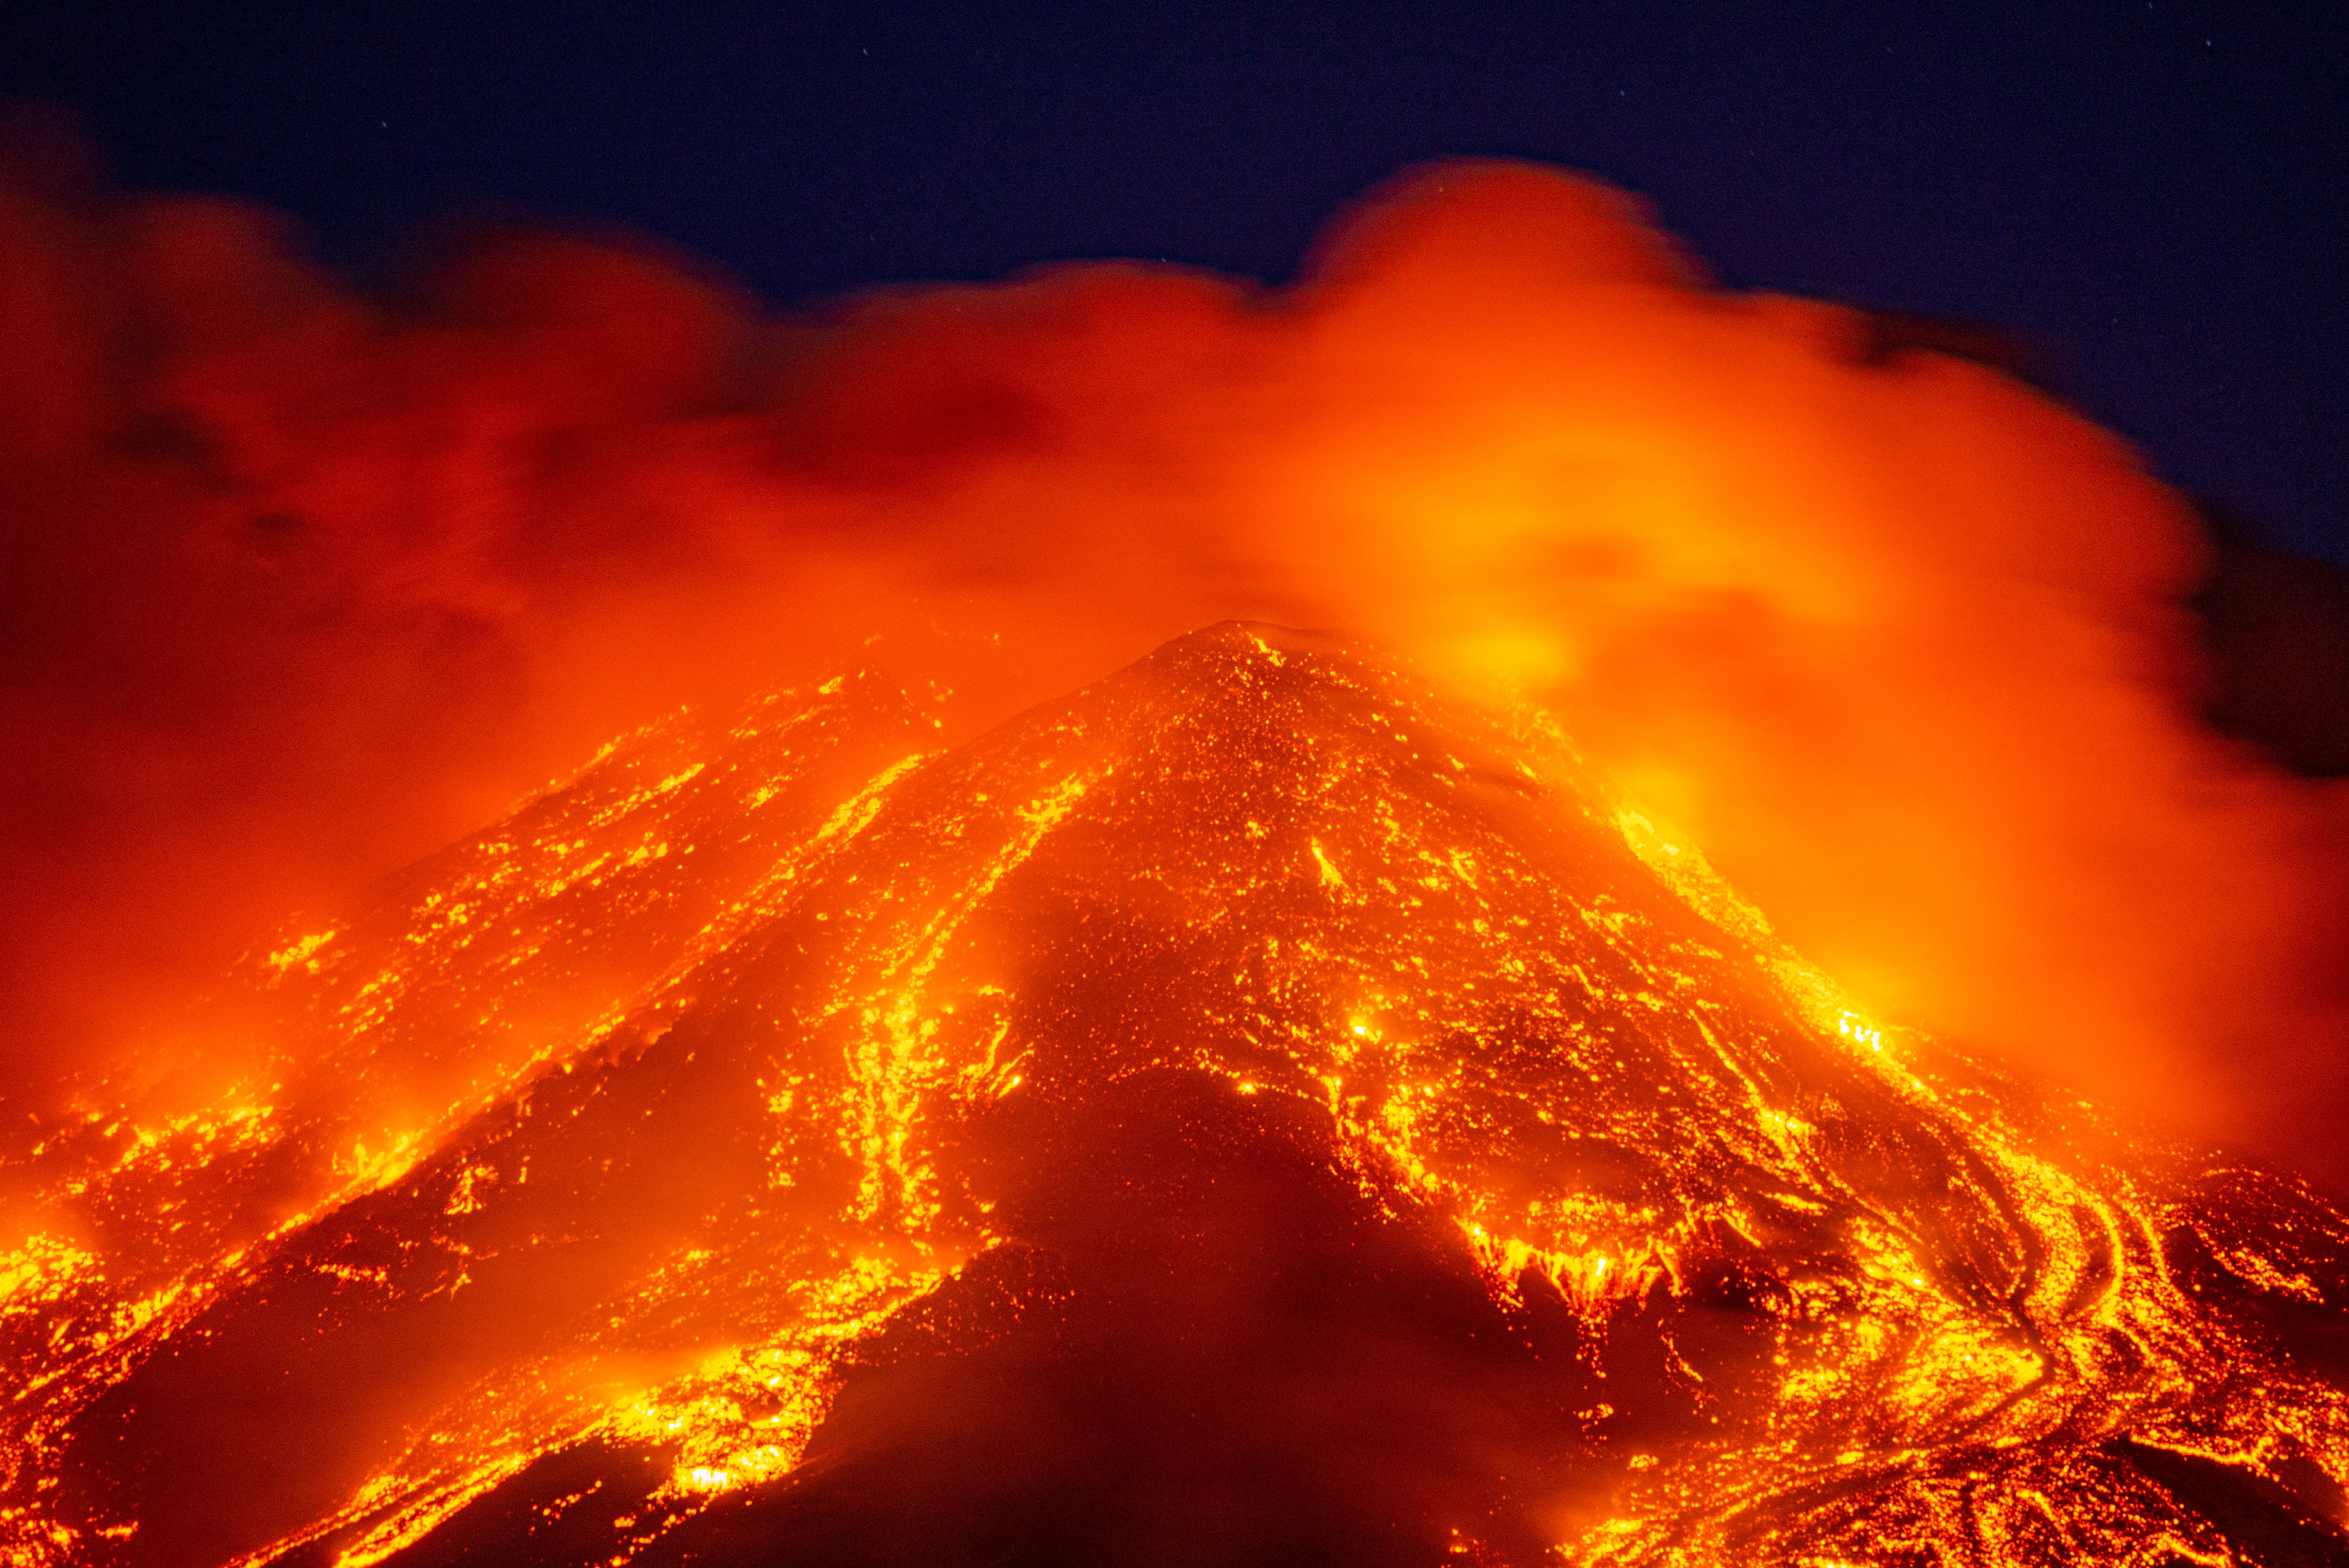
(2, 134, 2344, 1177)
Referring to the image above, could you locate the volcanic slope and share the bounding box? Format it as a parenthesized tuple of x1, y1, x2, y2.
(8, 624, 2349, 1568)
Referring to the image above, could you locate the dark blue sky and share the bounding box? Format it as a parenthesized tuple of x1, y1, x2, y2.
(7, 1, 2343, 562)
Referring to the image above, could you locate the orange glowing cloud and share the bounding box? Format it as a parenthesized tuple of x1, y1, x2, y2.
(1, 146, 2341, 1176)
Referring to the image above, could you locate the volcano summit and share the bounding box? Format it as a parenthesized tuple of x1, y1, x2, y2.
(5, 624, 2348, 1566)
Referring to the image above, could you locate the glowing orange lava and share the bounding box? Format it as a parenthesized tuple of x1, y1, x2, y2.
(6, 626, 2347, 1566)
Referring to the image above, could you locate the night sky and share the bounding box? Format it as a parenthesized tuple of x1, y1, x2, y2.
(4, 2, 2343, 565)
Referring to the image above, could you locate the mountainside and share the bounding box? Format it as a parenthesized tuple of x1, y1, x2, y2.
(6, 623, 2348, 1567)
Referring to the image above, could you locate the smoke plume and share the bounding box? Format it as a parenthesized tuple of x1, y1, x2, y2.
(2, 136, 2342, 1175)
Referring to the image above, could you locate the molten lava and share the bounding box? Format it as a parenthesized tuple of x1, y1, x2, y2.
(7, 625, 2347, 1566)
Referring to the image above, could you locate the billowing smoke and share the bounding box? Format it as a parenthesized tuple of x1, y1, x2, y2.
(2, 137, 2342, 1175)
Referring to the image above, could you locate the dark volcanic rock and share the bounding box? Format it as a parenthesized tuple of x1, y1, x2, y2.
(7, 624, 2347, 1567)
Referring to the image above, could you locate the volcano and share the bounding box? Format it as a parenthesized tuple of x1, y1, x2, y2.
(5, 624, 2348, 1567)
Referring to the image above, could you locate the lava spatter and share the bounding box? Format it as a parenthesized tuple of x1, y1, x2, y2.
(4, 624, 2346, 1566)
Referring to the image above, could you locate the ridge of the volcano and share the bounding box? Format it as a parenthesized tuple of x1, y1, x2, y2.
(5, 624, 2348, 1568)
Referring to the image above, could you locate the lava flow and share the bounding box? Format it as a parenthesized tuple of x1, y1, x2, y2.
(6, 624, 2349, 1567)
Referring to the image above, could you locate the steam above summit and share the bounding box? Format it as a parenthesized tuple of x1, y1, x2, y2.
(3, 152, 2347, 1174)
(8, 626, 2347, 1566)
